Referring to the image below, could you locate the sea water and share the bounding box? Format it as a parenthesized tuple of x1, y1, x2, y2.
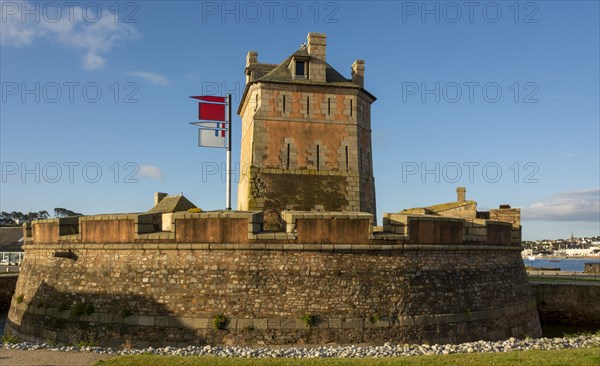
(523, 258, 600, 272)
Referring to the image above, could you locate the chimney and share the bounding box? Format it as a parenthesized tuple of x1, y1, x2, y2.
(154, 192, 167, 206)
(351, 60, 365, 87)
(246, 51, 258, 67)
(457, 187, 466, 203)
(245, 51, 258, 83)
(307, 32, 326, 61)
(307, 33, 327, 83)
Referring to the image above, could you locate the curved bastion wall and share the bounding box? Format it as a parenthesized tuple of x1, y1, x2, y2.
(6, 211, 541, 347)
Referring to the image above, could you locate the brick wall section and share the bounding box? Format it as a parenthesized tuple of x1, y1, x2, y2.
(530, 283, 600, 326)
(6, 243, 540, 347)
(32, 222, 59, 244)
(81, 220, 135, 243)
(490, 208, 521, 227)
(486, 222, 513, 246)
(0, 275, 18, 311)
(296, 218, 369, 244)
(408, 219, 463, 244)
(175, 218, 249, 244)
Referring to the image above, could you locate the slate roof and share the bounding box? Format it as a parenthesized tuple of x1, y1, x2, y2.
(148, 195, 197, 213)
(0, 227, 24, 252)
(257, 49, 357, 87)
(238, 46, 376, 114)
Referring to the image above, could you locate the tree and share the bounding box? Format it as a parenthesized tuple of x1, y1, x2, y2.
(54, 208, 83, 218)
(0, 211, 14, 224)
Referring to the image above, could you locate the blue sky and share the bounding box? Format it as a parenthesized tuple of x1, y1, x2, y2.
(1, 0, 598, 240)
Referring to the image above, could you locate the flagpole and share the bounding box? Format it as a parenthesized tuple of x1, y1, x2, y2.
(226, 94, 232, 210)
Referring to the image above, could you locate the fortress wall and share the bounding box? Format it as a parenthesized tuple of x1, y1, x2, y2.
(6, 241, 540, 347)
(530, 283, 600, 326)
(5, 212, 540, 346)
(0, 275, 18, 311)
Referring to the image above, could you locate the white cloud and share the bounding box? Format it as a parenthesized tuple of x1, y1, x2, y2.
(127, 71, 170, 86)
(83, 51, 106, 70)
(0, 2, 140, 70)
(138, 165, 164, 181)
(0, 16, 38, 46)
(523, 188, 600, 222)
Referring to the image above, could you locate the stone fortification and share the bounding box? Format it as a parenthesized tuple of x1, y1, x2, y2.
(5, 210, 540, 347)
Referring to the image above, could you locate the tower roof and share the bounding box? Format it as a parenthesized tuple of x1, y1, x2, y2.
(239, 36, 376, 115)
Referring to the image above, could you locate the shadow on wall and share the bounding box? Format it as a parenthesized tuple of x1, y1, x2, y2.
(5, 281, 214, 348)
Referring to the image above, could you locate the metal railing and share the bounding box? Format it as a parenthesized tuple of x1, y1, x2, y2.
(0, 252, 24, 266)
(528, 268, 600, 282)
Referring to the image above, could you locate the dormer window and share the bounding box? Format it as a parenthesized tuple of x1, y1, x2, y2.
(295, 61, 305, 76)
(293, 58, 308, 80)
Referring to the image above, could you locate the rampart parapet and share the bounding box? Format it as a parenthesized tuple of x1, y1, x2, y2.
(23, 210, 521, 248)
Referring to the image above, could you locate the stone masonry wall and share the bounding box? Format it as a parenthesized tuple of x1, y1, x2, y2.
(6, 242, 540, 347)
(237, 80, 376, 223)
(529, 283, 600, 326)
(0, 275, 18, 311)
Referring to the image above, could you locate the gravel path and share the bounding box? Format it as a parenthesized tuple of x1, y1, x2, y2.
(1, 335, 599, 362)
(0, 348, 111, 366)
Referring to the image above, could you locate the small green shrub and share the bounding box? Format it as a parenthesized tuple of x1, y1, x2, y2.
(72, 302, 94, 315)
(302, 314, 315, 328)
(76, 335, 98, 348)
(2, 333, 21, 344)
(188, 207, 203, 213)
(44, 339, 57, 346)
(15, 294, 24, 304)
(2, 334, 19, 344)
(213, 314, 228, 330)
(370, 313, 380, 323)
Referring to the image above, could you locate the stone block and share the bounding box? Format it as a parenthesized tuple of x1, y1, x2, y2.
(267, 319, 281, 330)
(244, 318, 264, 330)
(138, 315, 155, 326)
(342, 318, 364, 329)
(328, 318, 342, 329)
(281, 319, 297, 329)
(155, 316, 169, 327)
(178, 317, 195, 329)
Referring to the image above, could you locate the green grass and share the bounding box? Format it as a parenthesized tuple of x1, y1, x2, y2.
(95, 348, 600, 366)
(528, 275, 600, 283)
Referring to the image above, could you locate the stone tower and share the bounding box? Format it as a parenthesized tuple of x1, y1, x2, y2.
(237, 32, 377, 228)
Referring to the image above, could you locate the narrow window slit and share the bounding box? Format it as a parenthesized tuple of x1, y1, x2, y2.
(316, 145, 320, 171)
(345, 146, 349, 172)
